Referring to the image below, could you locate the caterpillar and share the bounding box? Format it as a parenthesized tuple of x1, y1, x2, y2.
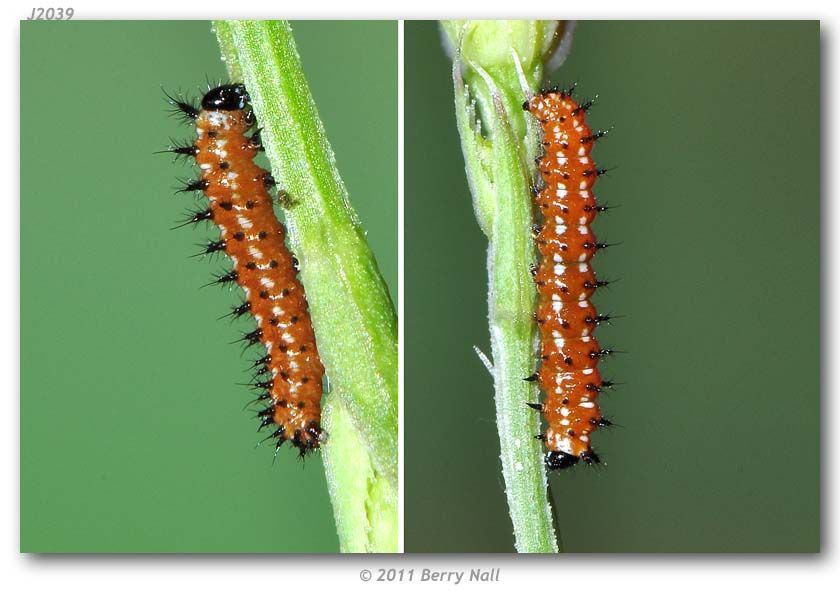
(524, 85, 614, 470)
(163, 83, 326, 457)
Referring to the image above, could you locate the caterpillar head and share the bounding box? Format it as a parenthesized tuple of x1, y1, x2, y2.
(201, 83, 249, 111)
(545, 450, 580, 470)
(545, 449, 600, 470)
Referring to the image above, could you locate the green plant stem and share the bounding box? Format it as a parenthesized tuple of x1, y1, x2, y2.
(442, 19, 572, 553)
(213, 20, 397, 553)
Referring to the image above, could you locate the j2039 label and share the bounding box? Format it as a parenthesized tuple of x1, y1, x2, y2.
(26, 7, 74, 19)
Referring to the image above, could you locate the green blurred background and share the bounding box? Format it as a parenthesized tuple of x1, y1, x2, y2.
(21, 21, 396, 552)
(406, 21, 819, 552)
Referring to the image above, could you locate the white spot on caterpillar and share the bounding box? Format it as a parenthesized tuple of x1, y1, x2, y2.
(260, 277, 274, 289)
(579, 263, 589, 272)
(580, 401, 595, 409)
(236, 216, 252, 229)
(207, 112, 228, 126)
(582, 368, 594, 375)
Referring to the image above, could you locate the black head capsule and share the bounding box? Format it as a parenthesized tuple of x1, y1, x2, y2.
(545, 451, 580, 471)
(201, 83, 249, 111)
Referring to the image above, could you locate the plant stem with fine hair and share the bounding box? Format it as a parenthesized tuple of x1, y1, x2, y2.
(213, 19, 398, 553)
(441, 19, 575, 553)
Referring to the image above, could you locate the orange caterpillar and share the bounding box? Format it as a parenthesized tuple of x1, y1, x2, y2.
(524, 86, 614, 470)
(165, 84, 325, 456)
